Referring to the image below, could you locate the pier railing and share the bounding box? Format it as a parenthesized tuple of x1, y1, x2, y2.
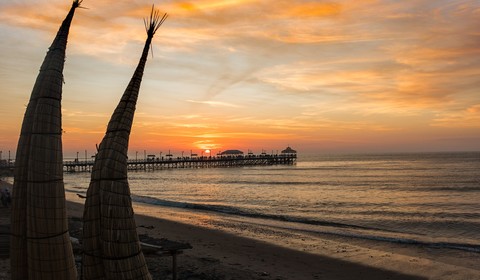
(63, 154, 297, 172)
(0, 161, 14, 176)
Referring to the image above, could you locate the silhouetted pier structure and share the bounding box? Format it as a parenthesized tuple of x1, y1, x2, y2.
(1, 148, 298, 174)
(0, 162, 14, 177)
(0, 150, 14, 176)
(63, 153, 297, 173)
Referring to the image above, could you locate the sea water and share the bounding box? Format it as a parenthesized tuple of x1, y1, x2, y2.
(64, 152, 480, 252)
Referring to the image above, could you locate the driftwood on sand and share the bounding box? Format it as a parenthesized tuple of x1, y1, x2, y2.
(10, 1, 83, 279)
(82, 6, 167, 280)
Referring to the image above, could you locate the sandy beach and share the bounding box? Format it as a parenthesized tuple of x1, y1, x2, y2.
(1, 179, 479, 279)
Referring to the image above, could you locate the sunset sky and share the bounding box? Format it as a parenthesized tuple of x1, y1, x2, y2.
(0, 0, 479, 159)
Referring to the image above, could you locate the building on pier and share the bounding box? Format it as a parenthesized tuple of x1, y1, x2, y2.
(281, 146, 297, 155)
(219, 150, 244, 156)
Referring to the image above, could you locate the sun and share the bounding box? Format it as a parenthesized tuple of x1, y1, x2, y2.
(205, 149, 211, 154)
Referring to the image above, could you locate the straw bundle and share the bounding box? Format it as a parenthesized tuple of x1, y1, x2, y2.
(82, 7, 166, 280)
(10, 1, 82, 279)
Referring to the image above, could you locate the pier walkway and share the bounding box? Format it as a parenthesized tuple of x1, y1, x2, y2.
(63, 154, 297, 173)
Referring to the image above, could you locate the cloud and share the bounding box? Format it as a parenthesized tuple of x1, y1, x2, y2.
(186, 99, 242, 107)
(2, 0, 480, 153)
(62, 109, 110, 119)
(0, 1, 68, 31)
(432, 104, 480, 128)
(62, 126, 105, 135)
(255, 0, 480, 115)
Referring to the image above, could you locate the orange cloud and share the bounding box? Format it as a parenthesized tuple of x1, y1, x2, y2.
(289, 2, 342, 17)
(178, 3, 197, 12)
(432, 105, 480, 128)
(0, 2, 68, 31)
(467, 105, 480, 114)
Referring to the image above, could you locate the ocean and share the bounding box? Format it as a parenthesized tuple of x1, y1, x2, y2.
(63, 151, 480, 253)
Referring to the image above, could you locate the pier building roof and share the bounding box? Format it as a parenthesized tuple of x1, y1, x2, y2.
(219, 150, 244, 155)
(281, 147, 297, 154)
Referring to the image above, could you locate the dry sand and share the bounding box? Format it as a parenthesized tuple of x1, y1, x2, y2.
(1, 179, 479, 279)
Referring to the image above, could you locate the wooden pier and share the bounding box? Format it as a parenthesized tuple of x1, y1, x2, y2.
(63, 154, 297, 173)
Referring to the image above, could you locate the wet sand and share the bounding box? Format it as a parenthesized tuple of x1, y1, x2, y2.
(1, 180, 479, 279)
(66, 191, 480, 280)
